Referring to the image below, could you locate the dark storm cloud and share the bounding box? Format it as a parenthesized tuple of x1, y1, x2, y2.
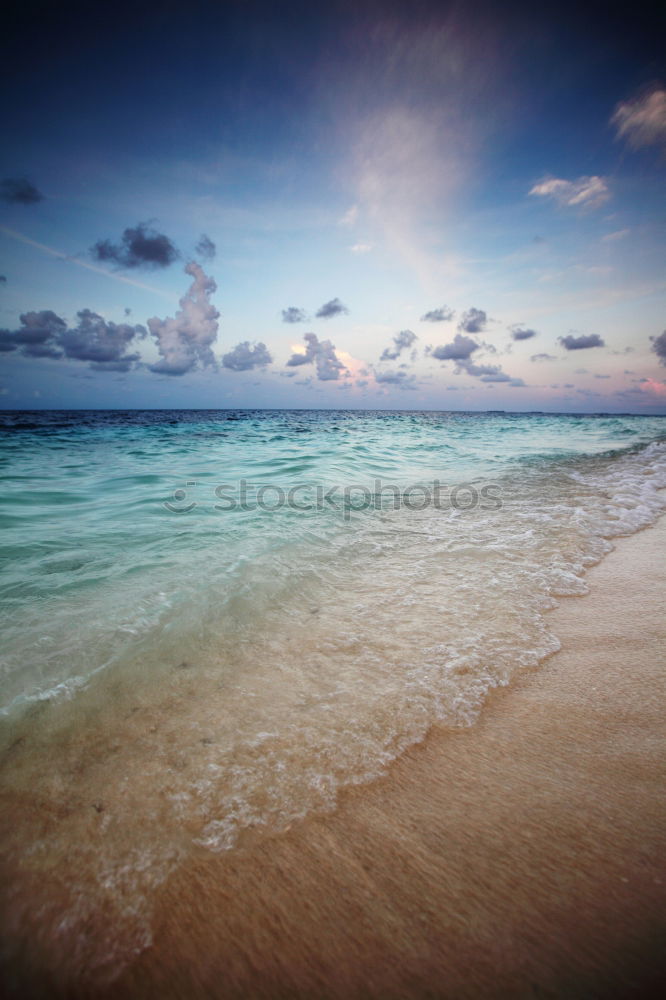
(222, 341, 272, 371)
(281, 307, 308, 324)
(0, 177, 44, 204)
(510, 325, 537, 341)
(14, 310, 65, 346)
(0, 308, 145, 369)
(91, 222, 179, 269)
(559, 333, 605, 350)
(374, 369, 418, 389)
(286, 332, 346, 380)
(458, 358, 525, 385)
(421, 306, 454, 323)
(286, 351, 310, 367)
(651, 330, 666, 365)
(59, 309, 146, 368)
(0, 310, 66, 355)
(430, 333, 479, 361)
(458, 308, 487, 334)
(195, 234, 216, 260)
(315, 298, 348, 319)
(380, 329, 417, 361)
(22, 344, 64, 359)
(459, 360, 500, 377)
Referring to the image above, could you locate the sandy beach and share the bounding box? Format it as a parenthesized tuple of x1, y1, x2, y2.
(86, 514, 665, 999)
(3, 1, 666, 994)
(2, 513, 665, 998)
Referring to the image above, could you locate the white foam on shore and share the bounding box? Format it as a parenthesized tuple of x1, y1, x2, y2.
(2, 438, 666, 983)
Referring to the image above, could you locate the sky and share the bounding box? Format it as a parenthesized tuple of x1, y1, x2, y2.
(1, 0, 665, 413)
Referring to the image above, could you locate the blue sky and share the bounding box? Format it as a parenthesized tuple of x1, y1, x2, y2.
(1, 0, 665, 412)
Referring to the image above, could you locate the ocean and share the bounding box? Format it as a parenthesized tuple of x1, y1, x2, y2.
(1, 408, 666, 979)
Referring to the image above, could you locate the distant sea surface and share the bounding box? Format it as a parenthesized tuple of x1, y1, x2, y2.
(1, 409, 666, 977)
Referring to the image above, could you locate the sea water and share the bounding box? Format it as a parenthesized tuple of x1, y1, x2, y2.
(1, 409, 666, 978)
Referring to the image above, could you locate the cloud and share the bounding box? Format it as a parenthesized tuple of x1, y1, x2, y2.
(195, 234, 216, 260)
(339, 205, 358, 227)
(458, 360, 501, 377)
(601, 229, 630, 243)
(281, 307, 307, 324)
(1, 224, 174, 298)
(59, 310, 146, 369)
(559, 333, 605, 350)
(458, 308, 487, 333)
(421, 306, 454, 323)
(0, 177, 44, 204)
(481, 372, 525, 385)
(458, 358, 524, 385)
(0, 311, 65, 353)
(315, 298, 348, 319)
(222, 341, 272, 371)
(147, 262, 219, 375)
(510, 325, 537, 341)
(529, 175, 609, 209)
(530, 353, 556, 362)
(91, 222, 179, 269)
(430, 333, 479, 361)
(350, 243, 372, 254)
(651, 330, 666, 365)
(0, 308, 146, 369)
(594, 374, 610, 379)
(0, 275, 6, 284)
(286, 350, 310, 367)
(612, 87, 666, 150)
(374, 369, 418, 389)
(380, 329, 417, 361)
(286, 332, 346, 381)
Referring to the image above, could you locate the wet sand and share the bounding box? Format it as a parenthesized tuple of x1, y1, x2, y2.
(108, 515, 666, 999)
(5, 516, 666, 998)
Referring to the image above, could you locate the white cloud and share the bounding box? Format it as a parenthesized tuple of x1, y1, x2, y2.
(349, 242, 373, 254)
(286, 332, 347, 381)
(529, 175, 609, 209)
(339, 205, 358, 227)
(147, 263, 219, 376)
(612, 88, 666, 149)
(601, 229, 630, 242)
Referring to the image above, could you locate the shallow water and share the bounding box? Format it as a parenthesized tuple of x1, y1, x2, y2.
(1, 409, 665, 981)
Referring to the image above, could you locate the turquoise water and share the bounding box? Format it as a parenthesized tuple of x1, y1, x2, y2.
(1, 408, 666, 976)
(2, 408, 665, 713)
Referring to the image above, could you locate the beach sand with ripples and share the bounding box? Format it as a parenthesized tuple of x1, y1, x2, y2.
(4, 514, 665, 998)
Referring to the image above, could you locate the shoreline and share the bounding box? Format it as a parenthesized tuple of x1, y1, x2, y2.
(107, 515, 666, 999)
(3, 515, 665, 998)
